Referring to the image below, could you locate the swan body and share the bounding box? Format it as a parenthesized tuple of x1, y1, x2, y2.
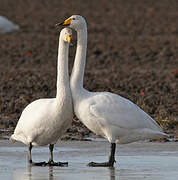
(0, 16, 19, 34)
(10, 28, 73, 166)
(60, 15, 168, 167)
(11, 98, 71, 146)
(75, 91, 166, 144)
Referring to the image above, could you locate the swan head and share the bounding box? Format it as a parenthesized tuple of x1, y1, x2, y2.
(57, 15, 86, 31)
(61, 28, 72, 43)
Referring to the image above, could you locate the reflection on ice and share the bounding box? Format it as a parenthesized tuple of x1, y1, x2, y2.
(13, 166, 55, 180)
(13, 166, 117, 180)
(12, 154, 178, 180)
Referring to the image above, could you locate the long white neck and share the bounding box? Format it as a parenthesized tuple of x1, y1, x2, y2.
(56, 36, 70, 101)
(70, 24, 88, 96)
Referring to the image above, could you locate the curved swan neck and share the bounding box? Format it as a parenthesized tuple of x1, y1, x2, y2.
(71, 25, 87, 93)
(56, 35, 70, 100)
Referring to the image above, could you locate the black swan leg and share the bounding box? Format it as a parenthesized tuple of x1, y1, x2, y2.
(47, 144, 68, 167)
(28, 143, 47, 166)
(88, 143, 116, 167)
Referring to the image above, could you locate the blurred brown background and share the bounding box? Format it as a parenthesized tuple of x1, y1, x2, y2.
(0, 0, 177, 139)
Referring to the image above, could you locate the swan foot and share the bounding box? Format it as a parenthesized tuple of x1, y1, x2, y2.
(88, 160, 116, 167)
(47, 160, 68, 167)
(29, 160, 47, 166)
(88, 143, 116, 167)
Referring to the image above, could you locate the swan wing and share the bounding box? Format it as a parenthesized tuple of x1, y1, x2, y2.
(89, 92, 162, 131)
(13, 99, 55, 137)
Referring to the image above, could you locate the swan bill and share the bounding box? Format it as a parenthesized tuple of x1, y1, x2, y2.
(67, 35, 72, 43)
(56, 18, 72, 27)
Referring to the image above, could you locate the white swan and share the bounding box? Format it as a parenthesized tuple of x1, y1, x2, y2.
(10, 28, 73, 166)
(58, 15, 168, 167)
(0, 16, 19, 34)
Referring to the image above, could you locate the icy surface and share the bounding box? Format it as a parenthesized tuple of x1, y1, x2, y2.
(0, 140, 178, 180)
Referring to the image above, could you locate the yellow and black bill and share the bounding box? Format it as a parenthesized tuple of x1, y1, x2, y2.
(56, 18, 72, 26)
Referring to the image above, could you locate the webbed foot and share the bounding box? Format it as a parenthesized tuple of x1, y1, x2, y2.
(29, 160, 47, 166)
(47, 160, 68, 167)
(88, 160, 115, 167)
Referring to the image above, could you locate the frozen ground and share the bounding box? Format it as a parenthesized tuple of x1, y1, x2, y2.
(0, 140, 178, 180)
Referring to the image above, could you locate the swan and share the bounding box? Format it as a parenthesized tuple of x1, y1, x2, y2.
(58, 15, 168, 167)
(10, 28, 73, 166)
(0, 16, 19, 34)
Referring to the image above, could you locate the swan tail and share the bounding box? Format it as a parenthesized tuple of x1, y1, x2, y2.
(118, 129, 169, 144)
(139, 128, 169, 139)
(10, 133, 32, 145)
(9, 134, 17, 143)
(157, 131, 169, 138)
(142, 129, 169, 139)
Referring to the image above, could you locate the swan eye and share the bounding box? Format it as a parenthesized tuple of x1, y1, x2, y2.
(72, 18, 76, 20)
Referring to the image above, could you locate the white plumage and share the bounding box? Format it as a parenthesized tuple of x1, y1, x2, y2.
(10, 28, 73, 166)
(76, 92, 166, 144)
(11, 98, 71, 146)
(60, 15, 168, 167)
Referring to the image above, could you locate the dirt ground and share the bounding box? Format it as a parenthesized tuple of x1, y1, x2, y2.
(0, 0, 177, 140)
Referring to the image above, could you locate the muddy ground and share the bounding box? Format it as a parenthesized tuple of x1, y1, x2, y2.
(0, 0, 177, 140)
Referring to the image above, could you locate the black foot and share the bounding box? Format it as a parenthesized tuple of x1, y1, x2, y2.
(88, 161, 115, 167)
(29, 160, 47, 167)
(47, 160, 68, 167)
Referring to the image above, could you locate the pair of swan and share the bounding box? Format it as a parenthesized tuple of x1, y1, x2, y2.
(10, 15, 167, 167)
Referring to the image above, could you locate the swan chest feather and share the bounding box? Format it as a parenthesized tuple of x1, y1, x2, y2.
(13, 97, 73, 146)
